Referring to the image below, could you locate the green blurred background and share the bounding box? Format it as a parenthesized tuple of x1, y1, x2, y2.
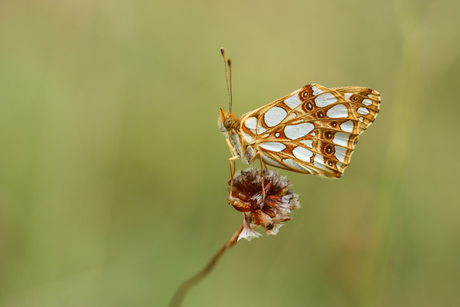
(1, 0, 459, 306)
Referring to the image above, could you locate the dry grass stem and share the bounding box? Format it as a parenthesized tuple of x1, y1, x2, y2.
(168, 223, 243, 307)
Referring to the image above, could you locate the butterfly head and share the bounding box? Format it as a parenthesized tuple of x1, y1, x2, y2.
(218, 108, 238, 134)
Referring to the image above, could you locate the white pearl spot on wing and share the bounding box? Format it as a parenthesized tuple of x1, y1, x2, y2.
(362, 99, 372, 106)
(334, 146, 347, 163)
(326, 104, 348, 118)
(243, 132, 253, 143)
(259, 142, 286, 152)
(260, 153, 284, 168)
(314, 92, 337, 107)
(300, 139, 313, 148)
(313, 154, 329, 170)
(357, 107, 369, 115)
(312, 86, 323, 95)
(275, 133, 280, 137)
(340, 120, 354, 133)
(344, 93, 353, 100)
(244, 117, 257, 130)
(284, 123, 314, 140)
(257, 125, 266, 134)
(333, 132, 350, 147)
(282, 159, 310, 172)
(336, 161, 342, 170)
(264, 107, 287, 127)
(293, 147, 313, 162)
(284, 94, 302, 109)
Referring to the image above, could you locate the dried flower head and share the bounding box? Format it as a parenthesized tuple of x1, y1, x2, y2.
(228, 169, 300, 241)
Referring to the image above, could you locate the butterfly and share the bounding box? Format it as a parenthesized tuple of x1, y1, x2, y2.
(218, 49, 380, 184)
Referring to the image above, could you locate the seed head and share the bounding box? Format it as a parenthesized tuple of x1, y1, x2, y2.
(228, 169, 300, 241)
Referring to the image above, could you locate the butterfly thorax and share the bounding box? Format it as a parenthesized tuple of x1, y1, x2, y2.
(218, 109, 257, 164)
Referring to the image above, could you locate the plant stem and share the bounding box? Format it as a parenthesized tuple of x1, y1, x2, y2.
(168, 223, 244, 307)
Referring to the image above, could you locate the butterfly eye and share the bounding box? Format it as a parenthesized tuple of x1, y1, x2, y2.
(224, 118, 233, 129)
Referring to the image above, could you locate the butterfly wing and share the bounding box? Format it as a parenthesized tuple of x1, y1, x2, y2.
(333, 86, 380, 133)
(239, 84, 380, 177)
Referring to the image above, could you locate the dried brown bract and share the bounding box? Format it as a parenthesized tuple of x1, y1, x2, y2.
(228, 169, 300, 241)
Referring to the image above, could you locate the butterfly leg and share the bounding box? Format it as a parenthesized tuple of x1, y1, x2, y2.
(228, 155, 239, 198)
(249, 153, 267, 201)
(258, 153, 267, 200)
(226, 139, 240, 199)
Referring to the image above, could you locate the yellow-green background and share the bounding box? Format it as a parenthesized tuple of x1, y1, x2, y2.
(1, 1, 459, 306)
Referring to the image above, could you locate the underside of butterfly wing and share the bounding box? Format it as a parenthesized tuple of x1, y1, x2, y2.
(239, 84, 380, 177)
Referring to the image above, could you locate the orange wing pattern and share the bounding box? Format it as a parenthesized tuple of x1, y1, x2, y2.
(239, 84, 380, 177)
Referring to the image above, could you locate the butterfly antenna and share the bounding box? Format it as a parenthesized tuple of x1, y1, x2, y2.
(228, 58, 232, 112)
(221, 47, 232, 113)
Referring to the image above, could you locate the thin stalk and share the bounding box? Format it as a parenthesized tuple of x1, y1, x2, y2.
(169, 224, 244, 307)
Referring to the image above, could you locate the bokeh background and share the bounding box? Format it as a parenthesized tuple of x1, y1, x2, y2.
(1, 0, 460, 306)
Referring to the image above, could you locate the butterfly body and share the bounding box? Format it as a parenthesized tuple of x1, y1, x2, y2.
(218, 83, 380, 178)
